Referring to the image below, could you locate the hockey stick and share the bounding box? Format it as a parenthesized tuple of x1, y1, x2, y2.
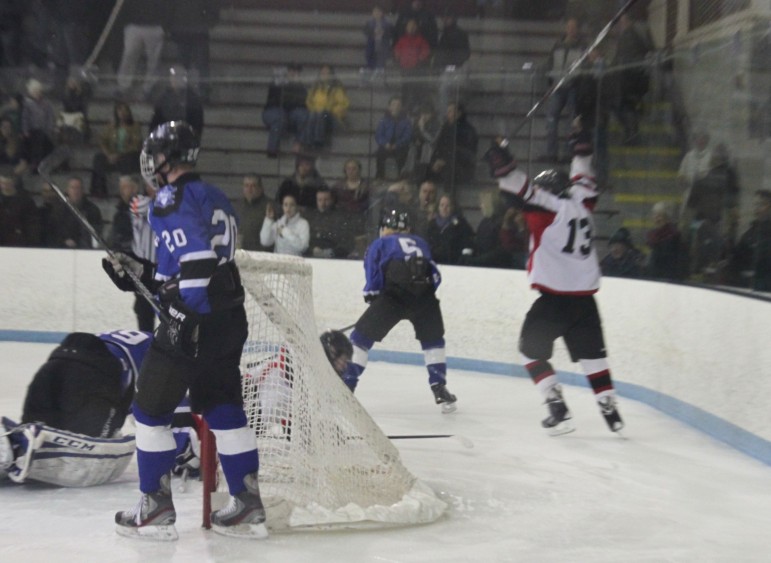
(509, 0, 641, 138)
(37, 148, 171, 325)
(388, 434, 474, 449)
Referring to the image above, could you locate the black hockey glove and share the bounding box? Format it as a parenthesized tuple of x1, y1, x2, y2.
(158, 299, 200, 359)
(483, 138, 516, 178)
(568, 127, 593, 157)
(102, 252, 155, 293)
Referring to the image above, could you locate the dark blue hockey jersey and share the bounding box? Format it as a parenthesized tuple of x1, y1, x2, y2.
(362, 233, 441, 299)
(98, 330, 153, 394)
(149, 173, 240, 314)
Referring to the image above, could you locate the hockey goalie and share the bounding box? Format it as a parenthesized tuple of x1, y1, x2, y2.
(0, 330, 199, 487)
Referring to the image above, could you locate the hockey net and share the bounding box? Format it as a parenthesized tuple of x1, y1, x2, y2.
(201, 250, 446, 531)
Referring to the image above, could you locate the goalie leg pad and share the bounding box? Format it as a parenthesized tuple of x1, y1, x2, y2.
(7, 420, 136, 487)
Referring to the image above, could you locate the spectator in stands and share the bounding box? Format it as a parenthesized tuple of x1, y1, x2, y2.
(58, 75, 91, 146)
(0, 174, 40, 246)
(600, 227, 644, 278)
(0, 0, 24, 68)
(433, 13, 471, 113)
(306, 185, 353, 259)
(90, 101, 142, 198)
(374, 95, 413, 180)
(0, 115, 28, 179)
(407, 101, 440, 180)
(237, 173, 272, 252)
(686, 143, 740, 252)
(276, 155, 325, 211)
(608, 13, 654, 145)
(261, 63, 308, 158)
(426, 193, 474, 265)
(645, 201, 684, 281)
(107, 175, 139, 252)
(301, 65, 350, 150)
(363, 4, 394, 84)
(37, 181, 60, 248)
(332, 158, 370, 238)
(392, 18, 431, 112)
(540, 17, 586, 163)
(115, 0, 170, 101)
(728, 190, 771, 292)
(167, 0, 220, 102)
(414, 178, 438, 237)
(678, 130, 713, 223)
(394, 0, 438, 48)
(45, 0, 90, 94)
(148, 66, 204, 139)
(460, 189, 522, 269)
(260, 193, 310, 257)
(0, 92, 23, 133)
(51, 176, 102, 249)
(21, 78, 56, 171)
(427, 101, 478, 190)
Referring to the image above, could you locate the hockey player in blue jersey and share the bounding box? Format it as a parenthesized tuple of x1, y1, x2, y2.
(341, 207, 458, 413)
(102, 121, 266, 541)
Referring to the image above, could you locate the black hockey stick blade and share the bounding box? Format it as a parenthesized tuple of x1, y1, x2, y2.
(37, 148, 170, 325)
(508, 0, 641, 138)
(388, 434, 474, 449)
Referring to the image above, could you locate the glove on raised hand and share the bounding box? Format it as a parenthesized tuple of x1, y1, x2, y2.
(483, 138, 517, 178)
(568, 127, 594, 157)
(102, 252, 155, 292)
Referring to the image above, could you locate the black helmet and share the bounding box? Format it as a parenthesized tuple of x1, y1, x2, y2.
(380, 207, 411, 231)
(533, 169, 570, 195)
(140, 121, 199, 188)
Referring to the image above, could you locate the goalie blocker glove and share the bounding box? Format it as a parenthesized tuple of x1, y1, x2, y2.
(102, 252, 156, 293)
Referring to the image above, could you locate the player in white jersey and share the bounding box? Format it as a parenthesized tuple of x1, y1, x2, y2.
(484, 129, 623, 435)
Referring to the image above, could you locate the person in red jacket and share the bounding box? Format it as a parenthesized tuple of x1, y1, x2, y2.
(393, 18, 431, 112)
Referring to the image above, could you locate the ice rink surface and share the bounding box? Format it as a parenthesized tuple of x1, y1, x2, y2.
(1, 342, 770, 563)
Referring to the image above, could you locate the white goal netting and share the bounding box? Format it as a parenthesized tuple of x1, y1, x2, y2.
(211, 250, 446, 530)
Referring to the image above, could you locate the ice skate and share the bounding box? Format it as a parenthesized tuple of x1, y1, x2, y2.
(542, 386, 575, 436)
(211, 472, 268, 539)
(431, 383, 458, 414)
(115, 474, 178, 541)
(598, 395, 624, 432)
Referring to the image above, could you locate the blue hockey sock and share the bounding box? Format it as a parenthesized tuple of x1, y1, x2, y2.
(133, 405, 176, 494)
(205, 404, 259, 495)
(421, 339, 447, 386)
(343, 330, 373, 391)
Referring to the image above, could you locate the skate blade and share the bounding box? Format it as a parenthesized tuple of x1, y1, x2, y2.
(115, 524, 179, 541)
(441, 401, 458, 414)
(211, 522, 269, 539)
(545, 420, 575, 436)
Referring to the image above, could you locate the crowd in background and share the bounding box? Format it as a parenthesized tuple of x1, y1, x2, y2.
(0, 0, 768, 292)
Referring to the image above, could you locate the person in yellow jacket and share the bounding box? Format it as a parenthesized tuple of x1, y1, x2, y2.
(301, 65, 350, 149)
